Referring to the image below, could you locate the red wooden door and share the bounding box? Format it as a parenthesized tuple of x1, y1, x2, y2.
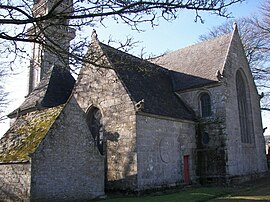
(184, 155, 190, 184)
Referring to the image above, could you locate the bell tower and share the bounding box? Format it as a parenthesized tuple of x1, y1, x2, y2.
(28, 0, 75, 94)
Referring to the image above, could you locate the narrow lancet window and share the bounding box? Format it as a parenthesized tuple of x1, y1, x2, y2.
(87, 107, 104, 155)
(200, 93, 211, 118)
(236, 70, 252, 143)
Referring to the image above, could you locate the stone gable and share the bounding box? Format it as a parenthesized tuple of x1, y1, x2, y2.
(30, 96, 104, 201)
(223, 26, 267, 177)
(74, 45, 138, 190)
(0, 26, 267, 201)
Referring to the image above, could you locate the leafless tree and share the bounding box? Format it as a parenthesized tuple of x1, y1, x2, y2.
(0, 0, 245, 121)
(0, 0, 244, 70)
(199, 2, 270, 111)
(0, 68, 9, 122)
(199, 18, 265, 69)
(253, 0, 270, 111)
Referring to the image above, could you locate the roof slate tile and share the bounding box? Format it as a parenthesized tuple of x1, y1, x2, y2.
(98, 43, 196, 120)
(152, 33, 232, 91)
(8, 66, 75, 118)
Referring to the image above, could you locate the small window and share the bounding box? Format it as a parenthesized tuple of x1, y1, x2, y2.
(87, 107, 104, 155)
(202, 132, 210, 145)
(200, 93, 211, 117)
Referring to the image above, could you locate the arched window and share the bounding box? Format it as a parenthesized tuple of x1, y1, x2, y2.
(87, 107, 104, 155)
(201, 132, 210, 145)
(236, 70, 252, 143)
(200, 93, 211, 118)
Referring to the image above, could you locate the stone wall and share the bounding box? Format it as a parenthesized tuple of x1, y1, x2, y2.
(176, 29, 268, 181)
(0, 163, 31, 202)
(136, 114, 197, 189)
(74, 61, 137, 190)
(223, 31, 268, 177)
(177, 85, 226, 119)
(30, 97, 104, 201)
(177, 86, 227, 182)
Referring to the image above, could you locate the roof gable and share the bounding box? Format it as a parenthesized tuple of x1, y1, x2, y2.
(95, 42, 195, 120)
(152, 32, 234, 90)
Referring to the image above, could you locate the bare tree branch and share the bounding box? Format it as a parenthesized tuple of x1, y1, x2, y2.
(0, 0, 245, 74)
(0, 67, 9, 123)
(0, 0, 244, 118)
(199, 1, 270, 111)
(261, 107, 270, 111)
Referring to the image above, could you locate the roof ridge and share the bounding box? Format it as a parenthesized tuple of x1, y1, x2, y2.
(95, 41, 195, 120)
(99, 42, 146, 63)
(164, 32, 233, 57)
(98, 42, 170, 75)
(151, 31, 233, 89)
(220, 25, 238, 76)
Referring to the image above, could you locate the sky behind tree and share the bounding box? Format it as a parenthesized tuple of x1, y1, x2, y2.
(95, 0, 262, 56)
(0, 0, 268, 136)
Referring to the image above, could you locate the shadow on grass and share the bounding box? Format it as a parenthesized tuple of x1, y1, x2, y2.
(100, 187, 230, 202)
(211, 176, 270, 201)
(100, 173, 270, 201)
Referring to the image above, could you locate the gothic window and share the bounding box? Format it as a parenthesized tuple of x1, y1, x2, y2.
(87, 107, 104, 155)
(236, 70, 252, 143)
(200, 93, 211, 118)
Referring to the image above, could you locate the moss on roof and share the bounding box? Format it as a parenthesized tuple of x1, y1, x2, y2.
(0, 105, 63, 163)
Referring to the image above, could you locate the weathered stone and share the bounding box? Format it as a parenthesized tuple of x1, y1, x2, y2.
(30, 97, 104, 201)
(0, 163, 30, 202)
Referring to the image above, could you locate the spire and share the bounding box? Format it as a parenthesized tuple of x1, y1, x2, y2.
(91, 29, 98, 42)
(231, 21, 241, 42)
(233, 22, 238, 32)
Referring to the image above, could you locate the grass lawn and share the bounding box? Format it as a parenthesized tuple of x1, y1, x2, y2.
(100, 187, 230, 202)
(98, 174, 270, 201)
(213, 177, 270, 201)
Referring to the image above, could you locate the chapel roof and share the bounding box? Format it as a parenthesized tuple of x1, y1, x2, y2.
(96, 42, 196, 120)
(8, 66, 75, 118)
(0, 105, 63, 163)
(152, 32, 233, 91)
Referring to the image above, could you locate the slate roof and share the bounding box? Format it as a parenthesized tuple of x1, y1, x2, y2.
(152, 33, 232, 91)
(169, 70, 218, 92)
(0, 106, 63, 163)
(8, 66, 75, 118)
(98, 42, 195, 120)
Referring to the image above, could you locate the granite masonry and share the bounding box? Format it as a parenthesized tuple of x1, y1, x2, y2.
(0, 23, 267, 201)
(0, 97, 104, 201)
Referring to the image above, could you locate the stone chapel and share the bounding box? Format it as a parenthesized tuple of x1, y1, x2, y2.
(0, 0, 268, 201)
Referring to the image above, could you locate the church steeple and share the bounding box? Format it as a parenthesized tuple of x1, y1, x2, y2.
(28, 0, 75, 94)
